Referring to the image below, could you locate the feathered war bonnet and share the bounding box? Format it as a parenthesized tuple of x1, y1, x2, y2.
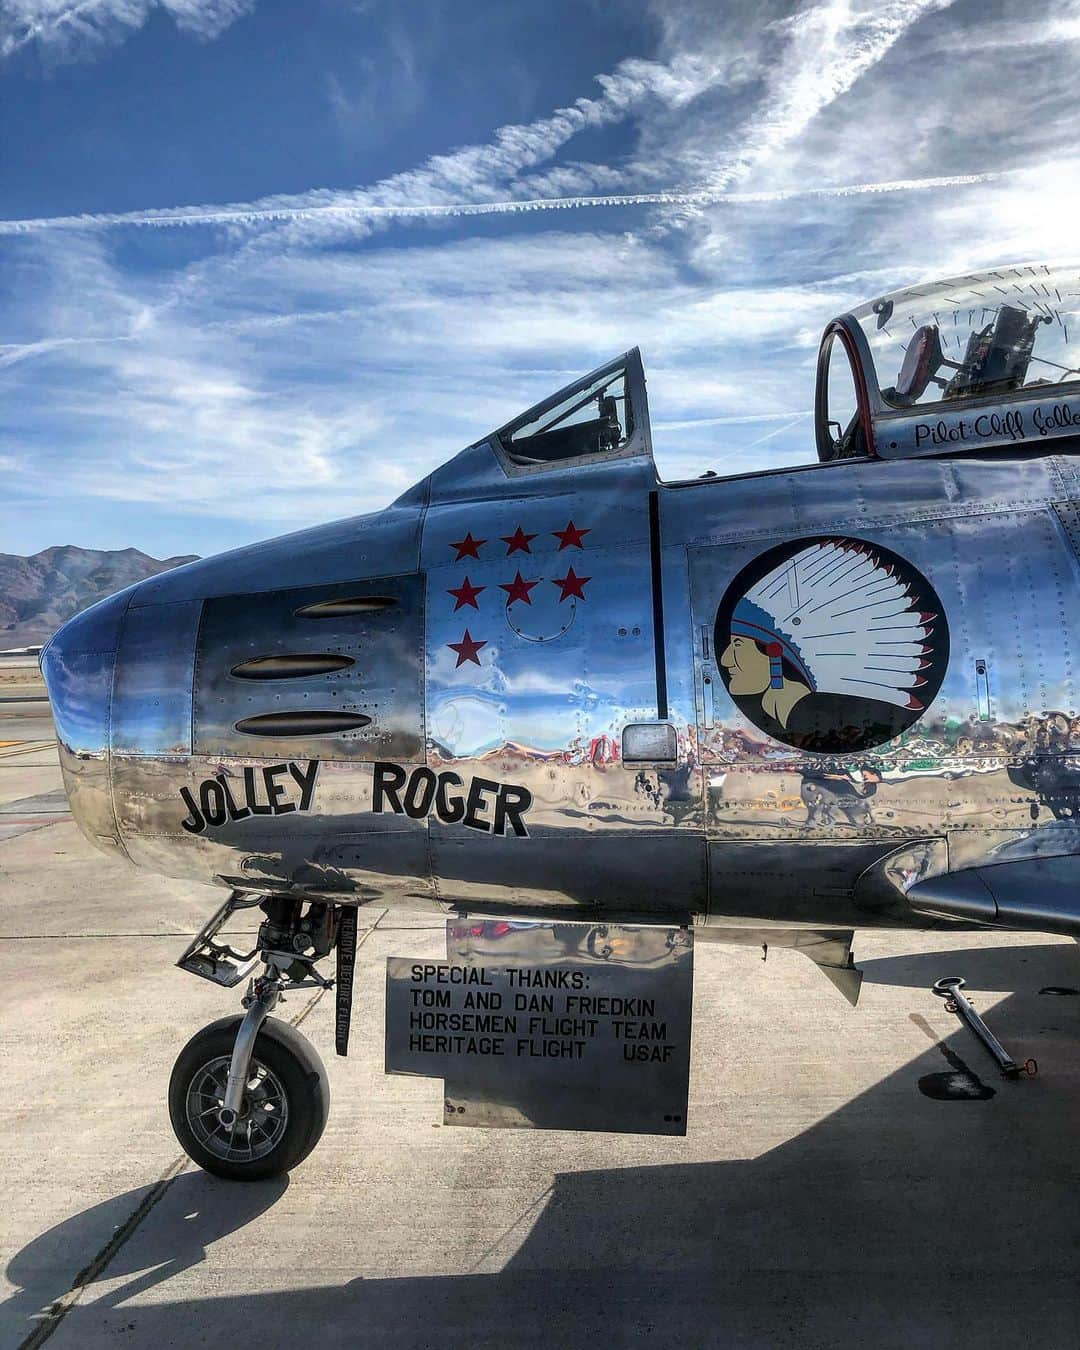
(728, 539, 934, 709)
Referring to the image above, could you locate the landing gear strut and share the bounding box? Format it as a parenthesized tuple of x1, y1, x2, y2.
(169, 893, 346, 1181)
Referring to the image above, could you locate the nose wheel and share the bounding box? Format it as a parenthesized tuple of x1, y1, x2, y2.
(170, 893, 349, 1179)
(169, 1014, 329, 1181)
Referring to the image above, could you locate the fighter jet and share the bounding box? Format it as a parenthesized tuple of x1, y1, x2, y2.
(41, 260, 1080, 1178)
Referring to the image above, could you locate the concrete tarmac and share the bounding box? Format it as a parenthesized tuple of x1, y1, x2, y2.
(1, 720, 1078, 1349)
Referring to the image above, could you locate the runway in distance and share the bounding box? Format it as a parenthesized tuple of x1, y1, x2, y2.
(41, 260, 1080, 1176)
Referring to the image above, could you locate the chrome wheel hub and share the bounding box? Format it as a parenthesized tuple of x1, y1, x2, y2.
(185, 1054, 289, 1162)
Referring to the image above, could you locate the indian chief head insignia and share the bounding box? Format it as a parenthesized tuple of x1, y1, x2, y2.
(715, 536, 949, 753)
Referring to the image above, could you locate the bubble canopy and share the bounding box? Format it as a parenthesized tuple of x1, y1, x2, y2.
(815, 261, 1080, 462)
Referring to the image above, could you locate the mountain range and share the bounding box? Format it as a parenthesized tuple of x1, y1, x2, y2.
(0, 546, 199, 648)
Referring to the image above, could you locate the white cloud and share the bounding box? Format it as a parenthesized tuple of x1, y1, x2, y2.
(1, 0, 254, 60)
(8, 0, 1080, 555)
(4, 222, 840, 531)
(0, 47, 735, 237)
(702, 0, 957, 190)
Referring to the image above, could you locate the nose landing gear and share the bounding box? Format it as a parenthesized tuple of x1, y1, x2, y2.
(169, 1014, 329, 1181)
(169, 893, 346, 1181)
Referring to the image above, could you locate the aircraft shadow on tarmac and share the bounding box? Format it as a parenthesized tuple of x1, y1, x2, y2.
(5, 1174, 287, 1342)
(6, 944, 1079, 1349)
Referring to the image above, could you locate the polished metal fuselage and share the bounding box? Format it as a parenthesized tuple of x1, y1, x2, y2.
(42, 434, 1080, 931)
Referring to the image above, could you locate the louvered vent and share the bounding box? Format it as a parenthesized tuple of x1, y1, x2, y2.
(295, 596, 398, 618)
(230, 653, 354, 680)
(235, 710, 372, 736)
(194, 573, 422, 761)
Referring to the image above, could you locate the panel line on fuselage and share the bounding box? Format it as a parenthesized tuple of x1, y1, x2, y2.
(648, 490, 669, 720)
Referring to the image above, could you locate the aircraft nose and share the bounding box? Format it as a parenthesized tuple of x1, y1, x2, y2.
(41, 588, 127, 755)
(40, 587, 130, 853)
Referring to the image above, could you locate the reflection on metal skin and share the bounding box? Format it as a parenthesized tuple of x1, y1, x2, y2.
(406, 919, 695, 1133)
(41, 587, 129, 854)
(37, 309, 1080, 936)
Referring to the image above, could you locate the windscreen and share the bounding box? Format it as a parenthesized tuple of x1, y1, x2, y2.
(852, 264, 1080, 409)
(500, 365, 634, 465)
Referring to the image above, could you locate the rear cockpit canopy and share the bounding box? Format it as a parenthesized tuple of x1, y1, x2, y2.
(816, 261, 1080, 463)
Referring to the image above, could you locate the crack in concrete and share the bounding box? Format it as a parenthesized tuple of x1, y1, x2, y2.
(16, 909, 387, 1348)
(17, 1156, 191, 1350)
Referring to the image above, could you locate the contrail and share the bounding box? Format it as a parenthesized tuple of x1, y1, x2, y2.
(705, 0, 959, 192)
(0, 169, 1011, 237)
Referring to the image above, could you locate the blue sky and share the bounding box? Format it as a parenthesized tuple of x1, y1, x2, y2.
(4, 0, 1080, 559)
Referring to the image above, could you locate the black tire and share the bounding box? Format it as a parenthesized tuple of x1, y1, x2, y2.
(169, 1015, 330, 1181)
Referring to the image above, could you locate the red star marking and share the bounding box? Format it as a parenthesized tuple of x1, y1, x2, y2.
(501, 525, 537, 555)
(552, 520, 590, 550)
(448, 629, 487, 667)
(499, 571, 539, 607)
(447, 576, 485, 611)
(451, 532, 486, 560)
(552, 566, 590, 602)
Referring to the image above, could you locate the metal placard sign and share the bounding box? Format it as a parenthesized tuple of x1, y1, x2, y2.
(385, 920, 693, 1135)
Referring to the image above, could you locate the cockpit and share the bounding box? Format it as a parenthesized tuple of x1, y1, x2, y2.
(490, 350, 651, 474)
(816, 261, 1080, 462)
(496, 353, 645, 467)
(500, 363, 634, 465)
(477, 262, 1080, 485)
